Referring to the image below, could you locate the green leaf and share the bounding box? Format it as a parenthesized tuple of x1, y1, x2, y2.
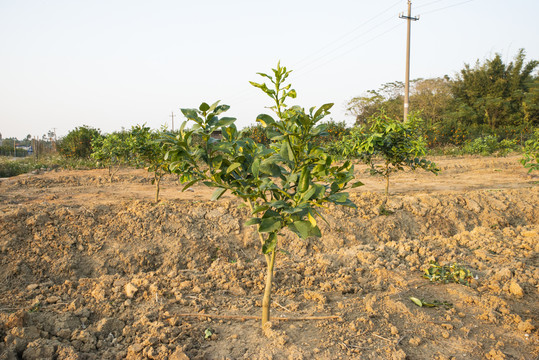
(259, 217, 282, 233)
(211, 187, 226, 201)
(252, 204, 269, 214)
(288, 220, 321, 239)
(279, 141, 294, 162)
(259, 158, 281, 177)
(213, 104, 230, 115)
(313, 103, 334, 120)
(226, 162, 242, 174)
(351, 181, 364, 188)
(182, 179, 199, 191)
(328, 192, 349, 203)
(217, 117, 236, 127)
(181, 108, 201, 122)
(410, 297, 423, 307)
(245, 218, 262, 226)
(262, 232, 277, 254)
(251, 158, 260, 178)
(199, 102, 210, 112)
(300, 186, 317, 201)
(208, 101, 220, 113)
(257, 114, 276, 127)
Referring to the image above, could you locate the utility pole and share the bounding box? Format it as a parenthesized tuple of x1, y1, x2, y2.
(170, 112, 175, 132)
(400, 1, 419, 121)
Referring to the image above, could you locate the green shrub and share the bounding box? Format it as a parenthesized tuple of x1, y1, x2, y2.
(521, 128, 539, 172)
(462, 135, 518, 156)
(57, 125, 101, 159)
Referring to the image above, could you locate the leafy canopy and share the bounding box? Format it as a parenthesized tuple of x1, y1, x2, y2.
(164, 63, 361, 249)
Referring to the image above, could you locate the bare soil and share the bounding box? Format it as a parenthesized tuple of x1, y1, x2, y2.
(0, 154, 538, 360)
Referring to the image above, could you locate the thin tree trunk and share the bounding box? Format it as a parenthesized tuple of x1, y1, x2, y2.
(261, 250, 276, 326)
(155, 174, 162, 202)
(384, 163, 390, 204)
(246, 200, 278, 328)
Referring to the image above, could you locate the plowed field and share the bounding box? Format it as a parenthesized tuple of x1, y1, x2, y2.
(0, 155, 538, 359)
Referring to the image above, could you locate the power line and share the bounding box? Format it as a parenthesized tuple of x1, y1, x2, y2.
(414, 0, 446, 10)
(227, 21, 405, 108)
(294, 22, 404, 80)
(292, 15, 398, 75)
(421, 0, 476, 15)
(226, 3, 404, 104)
(291, 0, 402, 69)
(228, 0, 476, 109)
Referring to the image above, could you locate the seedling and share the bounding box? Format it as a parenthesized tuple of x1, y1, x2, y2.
(410, 297, 452, 309)
(521, 128, 539, 173)
(423, 261, 473, 286)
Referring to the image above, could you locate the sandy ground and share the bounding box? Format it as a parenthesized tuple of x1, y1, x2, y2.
(0, 154, 538, 359)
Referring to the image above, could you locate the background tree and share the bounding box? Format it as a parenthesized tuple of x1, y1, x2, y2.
(449, 49, 538, 129)
(57, 125, 101, 159)
(347, 82, 405, 125)
(130, 125, 171, 202)
(354, 113, 439, 204)
(409, 77, 452, 128)
(91, 131, 132, 182)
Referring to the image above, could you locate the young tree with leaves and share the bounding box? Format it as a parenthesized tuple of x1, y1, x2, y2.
(163, 63, 360, 326)
(355, 113, 439, 204)
(91, 131, 132, 182)
(129, 125, 171, 202)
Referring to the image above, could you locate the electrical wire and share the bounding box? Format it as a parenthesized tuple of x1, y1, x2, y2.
(414, 0, 447, 10)
(226, 2, 403, 103)
(291, 0, 402, 69)
(292, 15, 398, 75)
(420, 0, 476, 15)
(227, 0, 477, 106)
(294, 22, 404, 80)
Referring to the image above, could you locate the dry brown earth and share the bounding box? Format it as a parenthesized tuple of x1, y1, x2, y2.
(0, 154, 538, 359)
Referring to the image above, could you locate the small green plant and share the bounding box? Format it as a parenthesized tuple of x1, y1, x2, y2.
(463, 135, 517, 156)
(91, 131, 132, 182)
(409, 297, 452, 309)
(164, 63, 360, 327)
(521, 128, 539, 173)
(130, 125, 171, 202)
(355, 113, 439, 202)
(423, 261, 473, 286)
(204, 328, 214, 339)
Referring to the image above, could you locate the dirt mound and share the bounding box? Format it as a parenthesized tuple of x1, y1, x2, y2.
(0, 158, 538, 359)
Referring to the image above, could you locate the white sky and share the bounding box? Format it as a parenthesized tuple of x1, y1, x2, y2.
(1, 0, 538, 139)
